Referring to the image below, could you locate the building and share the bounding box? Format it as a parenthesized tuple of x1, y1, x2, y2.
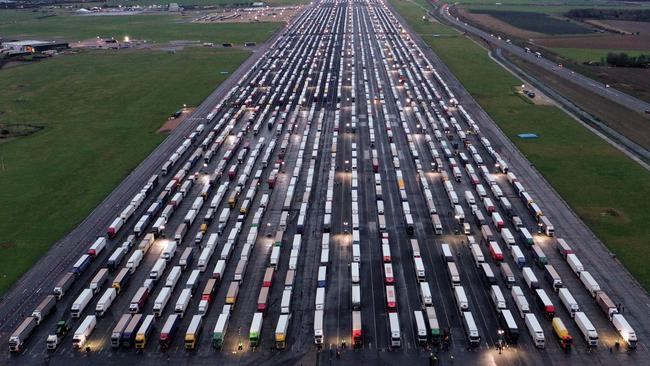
(1, 40, 68, 54)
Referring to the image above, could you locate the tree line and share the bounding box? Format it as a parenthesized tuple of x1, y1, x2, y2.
(603, 52, 650, 68)
(566, 9, 650, 22)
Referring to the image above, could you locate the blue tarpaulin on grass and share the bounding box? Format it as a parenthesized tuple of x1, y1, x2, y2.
(518, 133, 538, 139)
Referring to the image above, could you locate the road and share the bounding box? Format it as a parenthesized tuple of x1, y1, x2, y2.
(438, 3, 650, 116)
(2, 0, 649, 365)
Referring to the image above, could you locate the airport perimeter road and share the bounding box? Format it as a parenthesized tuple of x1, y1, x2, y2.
(2, 0, 648, 365)
(438, 4, 650, 116)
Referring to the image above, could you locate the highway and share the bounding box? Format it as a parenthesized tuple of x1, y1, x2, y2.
(438, 3, 650, 116)
(2, 0, 649, 365)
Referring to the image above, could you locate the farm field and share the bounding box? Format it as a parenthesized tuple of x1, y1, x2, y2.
(550, 47, 648, 63)
(535, 33, 650, 51)
(0, 47, 250, 294)
(469, 9, 592, 34)
(392, 0, 650, 289)
(0, 10, 282, 44)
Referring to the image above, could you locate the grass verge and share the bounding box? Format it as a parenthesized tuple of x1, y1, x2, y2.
(0, 47, 249, 294)
(391, 0, 650, 290)
(551, 47, 648, 64)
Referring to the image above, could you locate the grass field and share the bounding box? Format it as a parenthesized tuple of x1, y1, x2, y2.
(551, 47, 648, 63)
(0, 10, 282, 44)
(458, 3, 650, 14)
(104, 0, 307, 6)
(392, 0, 650, 289)
(469, 9, 592, 34)
(0, 47, 250, 294)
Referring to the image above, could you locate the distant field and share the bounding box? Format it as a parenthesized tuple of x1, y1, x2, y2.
(391, 0, 457, 36)
(392, 0, 650, 289)
(460, 3, 650, 14)
(551, 47, 647, 63)
(105, 0, 307, 6)
(469, 9, 592, 34)
(0, 10, 282, 44)
(0, 48, 250, 294)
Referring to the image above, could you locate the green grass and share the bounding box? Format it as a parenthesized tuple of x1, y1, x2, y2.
(392, 0, 650, 289)
(0, 10, 282, 43)
(105, 0, 307, 6)
(551, 47, 648, 63)
(0, 47, 249, 294)
(459, 3, 650, 14)
(391, 0, 457, 35)
(469, 9, 592, 34)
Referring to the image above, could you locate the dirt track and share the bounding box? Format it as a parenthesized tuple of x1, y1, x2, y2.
(534, 33, 650, 51)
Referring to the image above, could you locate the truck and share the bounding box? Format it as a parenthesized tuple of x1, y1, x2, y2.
(447, 262, 461, 287)
(352, 285, 361, 310)
(462, 311, 481, 347)
(488, 241, 504, 262)
(212, 311, 230, 349)
(159, 314, 180, 350)
(352, 311, 363, 347)
(213, 260, 226, 282)
(122, 314, 143, 347)
(175, 288, 192, 318)
(112, 267, 131, 294)
(53, 273, 76, 300)
(555, 287, 578, 317)
(612, 314, 637, 349)
(249, 312, 263, 347)
(512, 286, 530, 318)
(72, 315, 96, 349)
(552, 317, 573, 351)
(153, 287, 172, 317)
(129, 286, 150, 314)
(525, 313, 545, 349)
(8, 317, 37, 352)
(522, 267, 539, 289)
(535, 289, 555, 319)
(567, 253, 584, 275)
(166, 266, 182, 290)
(574, 312, 598, 347)
(556, 238, 573, 258)
(95, 288, 117, 317)
(426, 307, 442, 345)
(511, 245, 525, 268)
(257, 287, 270, 313)
(470, 244, 484, 268)
(318, 266, 327, 287)
(492, 212, 504, 231)
(500, 263, 515, 288)
(135, 314, 155, 349)
(150, 258, 167, 281)
(314, 310, 324, 345)
(490, 285, 506, 310)
(179, 247, 194, 270)
(281, 288, 292, 314)
(596, 291, 618, 319)
(89, 268, 109, 295)
(225, 282, 239, 307)
(420, 282, 433, 307)
(71, 289, 93, 318)
(579, 271, 601, 298)
(161, 240, 177, 261)
(111, 314, 131, 347)
(185, 315, 203, 350)
(519, 227, 534, 245)
(126, 250, 143, 273)
(530, 245, 548, 267)
(499, 310, 519, 344)
(544, 265, 563, 292)
(500, 228, 515, 246)
(275, 314, 290, 350)
(107, 247, 126, 270)
(315, 287, 325, 310)
(72, 254, 91, 276)
(32, 295, 56, 325)
(87, 237, 107, 257)
(351, 262, 360, 284)
(46, 319, 71, 350)
(389, 312, 401, 347)
(454, 286, 469, 311)
(414, 310, 428, 346)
